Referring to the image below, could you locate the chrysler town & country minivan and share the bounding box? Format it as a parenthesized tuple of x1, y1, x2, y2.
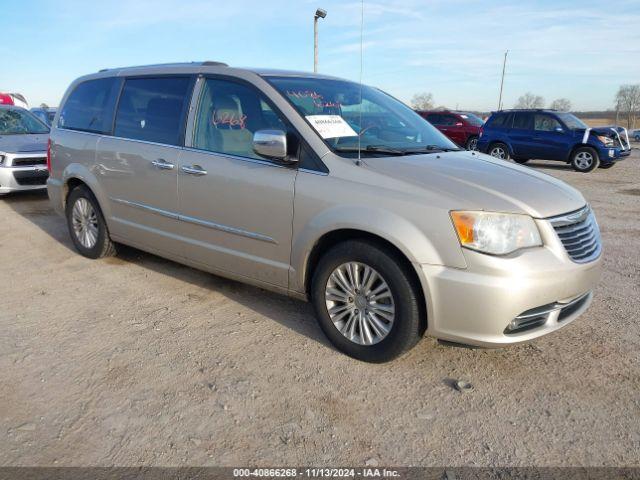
(47, 62, 602, 362)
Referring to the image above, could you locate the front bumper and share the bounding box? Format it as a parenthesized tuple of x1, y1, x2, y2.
(595, 144, 631, 163)
(419, 216, 602, 347)
(0, 152, 49, 194)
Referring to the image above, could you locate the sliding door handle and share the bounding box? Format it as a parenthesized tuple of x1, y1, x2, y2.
(181, 165, 207, 176)
(151, 159, 175, 170)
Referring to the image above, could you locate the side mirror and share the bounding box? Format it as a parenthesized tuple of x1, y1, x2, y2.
(253, 130, 293, 162)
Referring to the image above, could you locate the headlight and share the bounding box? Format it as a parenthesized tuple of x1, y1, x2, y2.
(596, 135, 614, 146)
(450, 211, 542, 255)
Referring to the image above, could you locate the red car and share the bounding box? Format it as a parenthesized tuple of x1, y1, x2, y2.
(416, 110, 484, 150)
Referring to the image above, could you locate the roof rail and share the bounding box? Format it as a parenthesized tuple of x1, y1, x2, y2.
(97, 61, 228, 73)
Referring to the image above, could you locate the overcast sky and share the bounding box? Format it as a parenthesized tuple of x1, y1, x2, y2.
(2, 0, 639, 111)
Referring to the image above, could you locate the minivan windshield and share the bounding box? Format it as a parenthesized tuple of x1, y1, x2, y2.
(267, 76, 459, 156)
(556, 112, 587, 130)
(0, 108, 50, 135)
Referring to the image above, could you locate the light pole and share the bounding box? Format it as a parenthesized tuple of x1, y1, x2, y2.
(497, 50, 508, 110)
(314, 8, 327, 73)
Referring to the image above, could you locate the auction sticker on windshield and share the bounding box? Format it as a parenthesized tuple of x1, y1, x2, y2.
(306, 115, 357, 139)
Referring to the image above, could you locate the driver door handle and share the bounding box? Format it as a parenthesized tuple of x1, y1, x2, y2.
(181, 165, 208, 176)
(151, 159, 175, 170)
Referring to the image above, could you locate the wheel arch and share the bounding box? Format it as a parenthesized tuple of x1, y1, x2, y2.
(568, 143, 598, 162)
(302, 228, 428, 332)
(61, 164, 111, 219)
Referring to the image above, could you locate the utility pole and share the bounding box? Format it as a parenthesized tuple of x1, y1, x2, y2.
(314, 9, 327, 73)
(498, 50, 508, 110)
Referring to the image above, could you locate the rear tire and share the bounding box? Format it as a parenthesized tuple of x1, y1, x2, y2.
(570, 146, 599, 172)
(66, 185, 116, 259)
(311, 240, 424, 363)
(465, 136, 479, 151)
(488, 142, 510, 160)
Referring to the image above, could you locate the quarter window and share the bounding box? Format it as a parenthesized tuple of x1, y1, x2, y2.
(489, 113, 509, 128)
(59, 78, 120, 134)
(114, 77, 192, 146)
(192, 78, 287, 159)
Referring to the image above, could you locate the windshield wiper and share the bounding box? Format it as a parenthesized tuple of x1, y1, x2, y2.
(333, 145, 408, 155)
(334, 144, 463, 156)
(403, 145, 463, 153)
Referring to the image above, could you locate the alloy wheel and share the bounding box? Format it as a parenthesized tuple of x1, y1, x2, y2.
(575, 151, 593, 170)
(490, 146, 506, 159)
(71, 198, 99, 249)
(325, 262, 395, 346)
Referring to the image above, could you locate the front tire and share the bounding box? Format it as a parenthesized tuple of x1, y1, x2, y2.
(66, 185, 116, 259)
(311, 240, 424, 363)
(571, 147, 599, 172)
(488, 142, 510, 160)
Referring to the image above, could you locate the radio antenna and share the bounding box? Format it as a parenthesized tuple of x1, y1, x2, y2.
(356, 0, 364, 166)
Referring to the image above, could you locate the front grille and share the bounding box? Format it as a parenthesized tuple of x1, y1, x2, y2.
(11, 156, 47, 167)
(549, 206, 601, 263)
(13, 170, 49, 186)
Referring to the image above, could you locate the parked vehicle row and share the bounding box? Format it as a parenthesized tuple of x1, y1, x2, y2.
(41, 62, 602, 362)
(416, 107, 633, 173)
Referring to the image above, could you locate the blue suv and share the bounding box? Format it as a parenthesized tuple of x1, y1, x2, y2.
(476, 109, 632, 172)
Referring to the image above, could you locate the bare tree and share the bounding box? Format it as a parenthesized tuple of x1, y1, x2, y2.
(515, 92, 545, 109)
(410, 92, 434, 110)
(550, 98, 572, 112)
(615, 84, 640, 129)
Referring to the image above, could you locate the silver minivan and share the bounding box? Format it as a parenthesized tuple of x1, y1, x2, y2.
(47, 62, 602, 362)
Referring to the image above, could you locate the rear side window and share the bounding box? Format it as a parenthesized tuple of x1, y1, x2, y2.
(59, 78, 120, 134)
(440, 115, 459, 126)
(114, 77, 192, 146)
(488, 113, 509, 128)
(512, 112, 533, 130)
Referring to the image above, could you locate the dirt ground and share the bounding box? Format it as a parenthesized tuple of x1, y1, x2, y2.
(1, 150, 639, 467)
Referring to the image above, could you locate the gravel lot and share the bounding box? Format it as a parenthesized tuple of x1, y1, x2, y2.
(1, 150, 639, 467)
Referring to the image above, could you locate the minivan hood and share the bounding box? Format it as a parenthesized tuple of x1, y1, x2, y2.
(0, 133, 49, 153)
(365, 151, 585, 218)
